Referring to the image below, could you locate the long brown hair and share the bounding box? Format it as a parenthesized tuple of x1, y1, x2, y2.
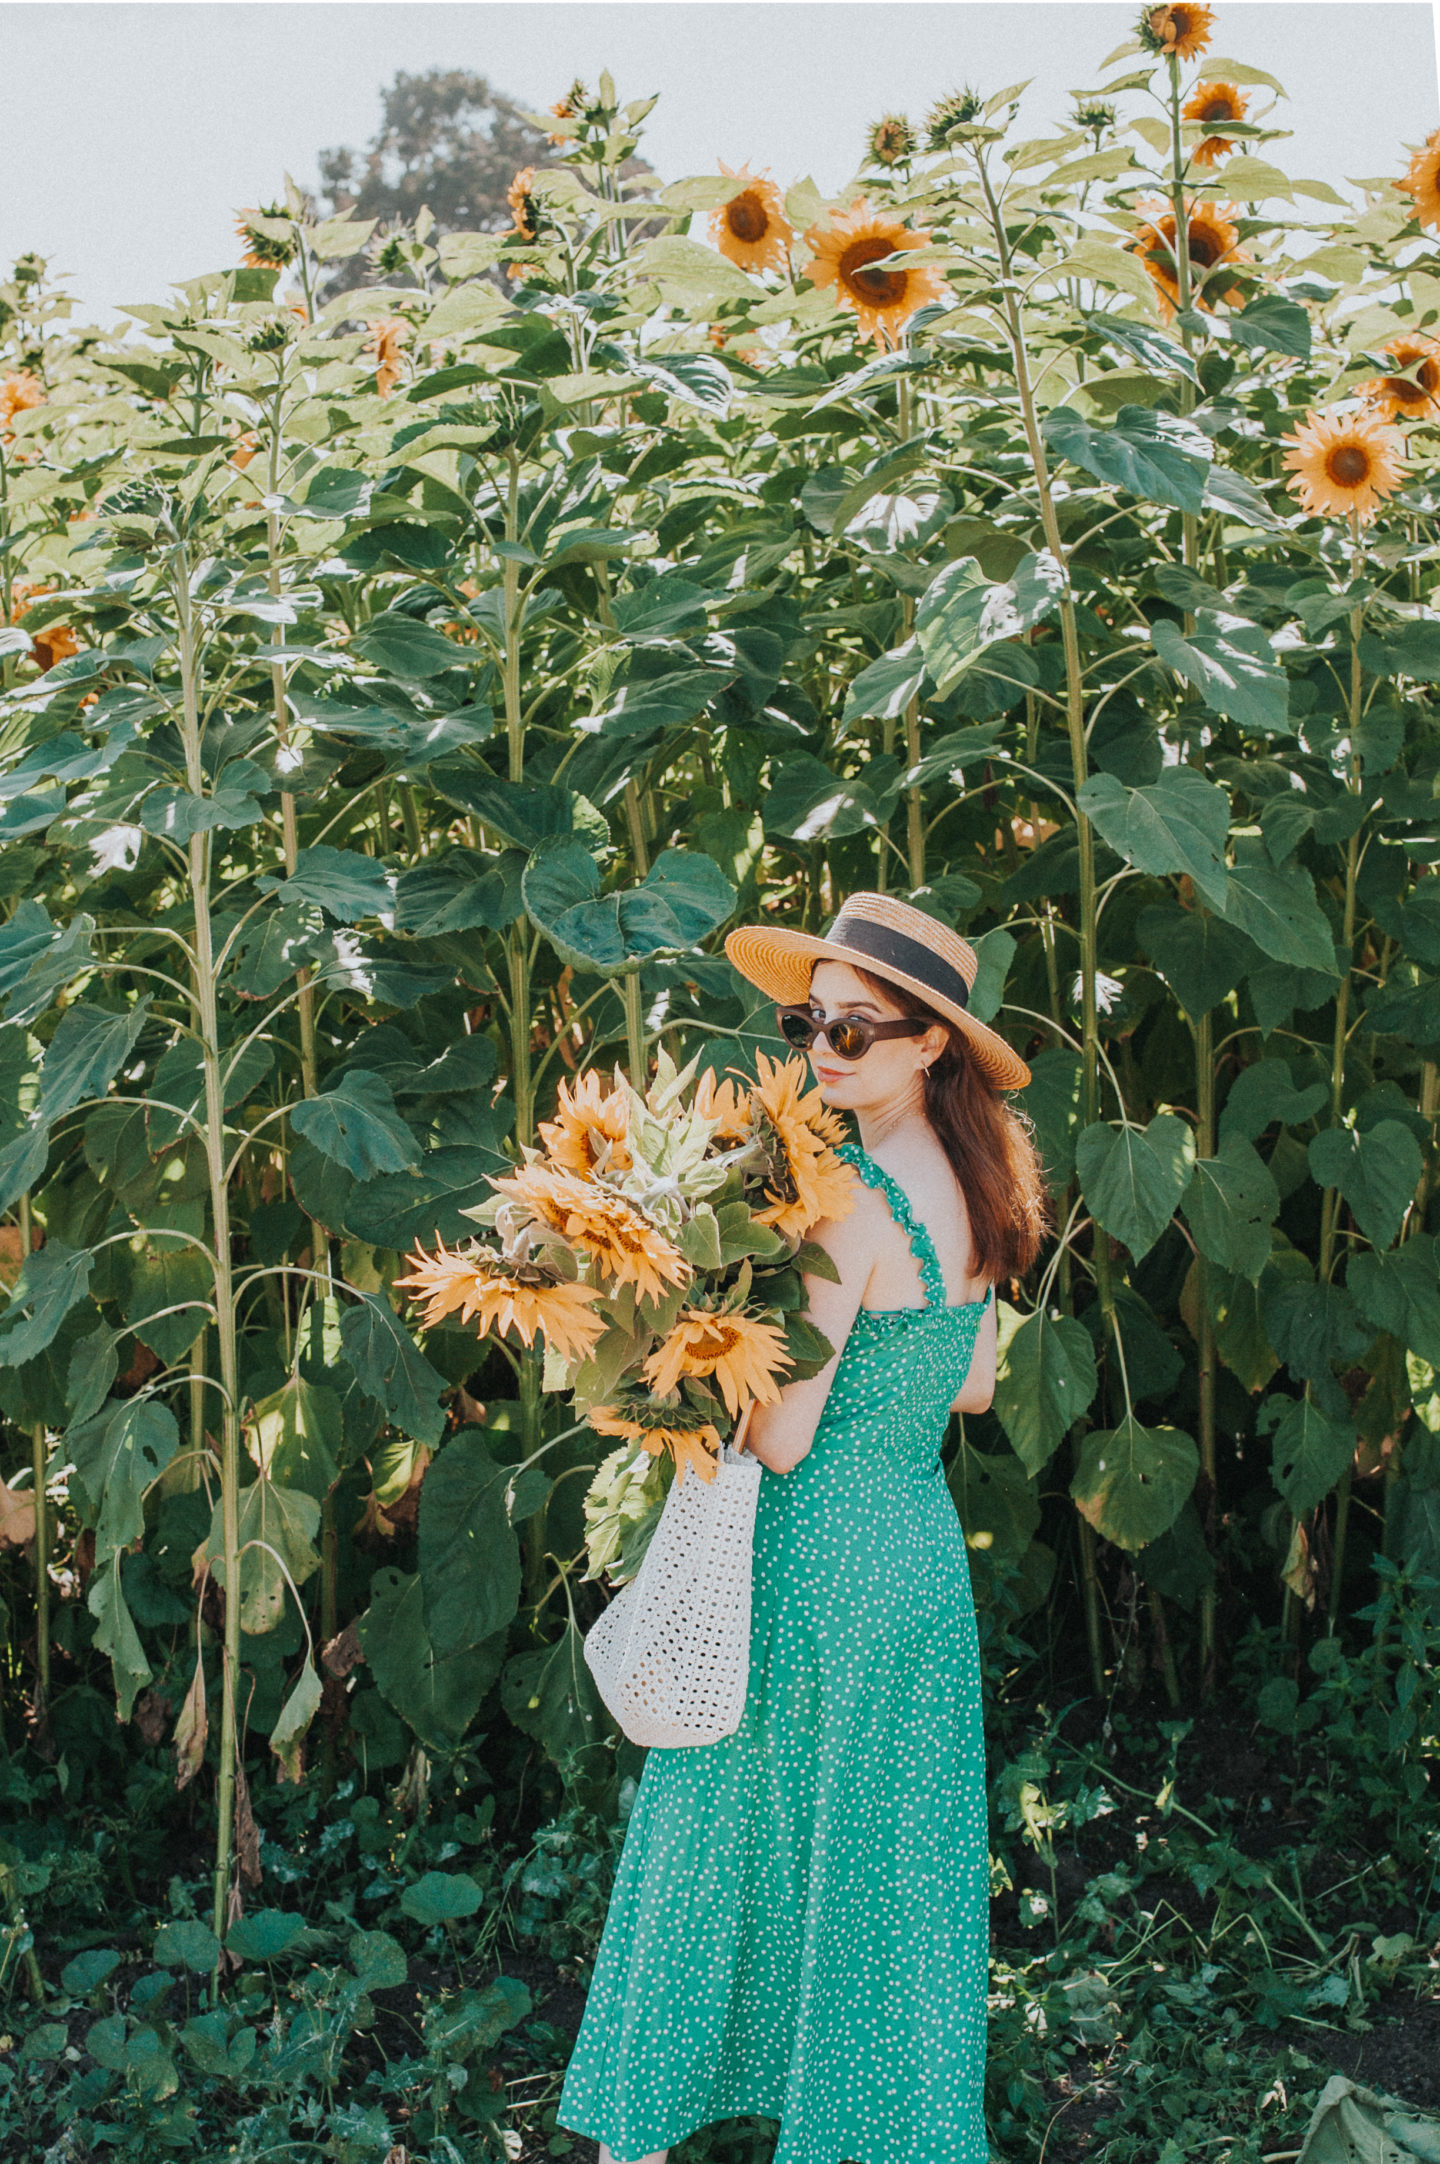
(851, 964, 1050, 1284)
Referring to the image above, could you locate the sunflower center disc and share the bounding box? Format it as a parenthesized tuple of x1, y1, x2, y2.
(1328, 446, 1371, 485)
(729, 196, 767, 244)
(843, 240, 907, 304)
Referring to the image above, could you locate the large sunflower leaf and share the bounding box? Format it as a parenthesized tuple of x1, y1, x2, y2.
(1180, 1135, 1280, 1285)
(1075, 1115, 1196, 1263)
(1077, 766, 1229, 908)
(1070, 1416, 1198, 1550)
(915, 552, 1067, 695)
(418, 1433, 523, 1656)
(1349, 1234, 1440, 1368)
(36, 1000, 151, 1124)
(1217, 856, 1338, 975)
(338, 1291, 449, 1445)
(1137, 902, 1256, 1020)
(1308, 1121, 1422, 1251)
(290, 1072, 422, 1181)
(1041, 404, 1211, 512)
(993, 1303, 1098, 1474)
(359, 1565, 506, 1751)
(1151, 613, 1290, 734)
(0, 1240, 95, 1369)
(1267, 1396, 1356, 1517)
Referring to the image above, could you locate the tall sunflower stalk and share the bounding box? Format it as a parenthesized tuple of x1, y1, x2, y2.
(397, 1046, 859, 1583)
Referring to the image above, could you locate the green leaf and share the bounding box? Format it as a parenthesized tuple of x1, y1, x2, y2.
(1077, 766, 1229, 908)
(394, 847, 526, 935)
(1218, 859, 1338, 974)
(147, 1037, 274, 1150)
(349, 1930, 407, 1992)
(762, 751, 904, 843)
(1308, 1121, 1422, 1250)
(1349, 1235, 1440, 1368)
(1075, 1115, 1196, 1263)
(1262, 1272, 1370, 1386)
(205, 1478, 321, 1634)
(993, 1303, 1098, 1473)
(248, 1375, 342, 1502)
(154, 1920, 222, 1974)
(0, 900, 93, 1026)
(1269, 1396, 1355, 1516)
(842, 639, 926, 725)
(1151, 614, 1289, 734)
(270, 1655, 323, 1782)
(1230, 295, 1312, 358)
(223, 1910, 308, 1963)
(68, 1400, 181, 1563)
(1023, 1047, 1084, 1190)
(401, 1872, 484, 1927)
(0, 1125, 51, 1215)
(1137, 903, 1255, 1019)
(119, 1240, 213, 1366)
(915, 552, 1066, 695)
(87, 1561, 151, 1720)
(339, 1291, 449, 1445)
(346, 1144, 510, 1250)
(1219, 1057, 1328, 1141)
(359, 1565, 506, 1751)
(522, 839, 735, 973)
(290, 1071, 421, 1180)
(264, 845, 393, 922)
(1083, 310, 1199, 382)
(140, 762, 267, 840)
(0, 1240, 95, 1368)
(1181, 1135, 1280, 1284)
(418, 1434, 523, 1656)
(37, 1000, 151, 1123)
(501, 1617, 610, 1767)
(350, 610, 469, 678)
(967, 928, 1015, 1026)
(1041, 405, 1211, 512)
(61, 1948, 121, 1997)
(1070, 1416, 1198, 1550)
(590, 666, 724, 738)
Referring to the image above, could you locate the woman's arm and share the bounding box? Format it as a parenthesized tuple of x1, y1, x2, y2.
(740, 1190, 882, 1476)
(952, 1291, 997, 1414)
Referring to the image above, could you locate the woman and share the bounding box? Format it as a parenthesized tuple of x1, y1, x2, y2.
(559, 892, 1049, 2164)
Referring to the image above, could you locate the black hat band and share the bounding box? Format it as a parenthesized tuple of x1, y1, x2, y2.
(828, 914, 971, 1014)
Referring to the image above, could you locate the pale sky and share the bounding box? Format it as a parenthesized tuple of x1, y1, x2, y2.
(2, 1, 1438, 331)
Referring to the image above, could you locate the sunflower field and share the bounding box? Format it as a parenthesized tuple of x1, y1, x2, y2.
(1, 7, 1439, 2160)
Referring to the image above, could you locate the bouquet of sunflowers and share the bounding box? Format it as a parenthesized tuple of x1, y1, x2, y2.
(396, 1046, 859, 1585)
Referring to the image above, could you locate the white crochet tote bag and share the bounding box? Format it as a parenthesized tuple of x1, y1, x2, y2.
(583, 1408, 762, 1748)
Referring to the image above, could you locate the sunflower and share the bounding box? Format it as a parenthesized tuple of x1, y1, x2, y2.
(589, 1401, 725, 1486)
(749, 1050, 858, 1239)
(538, 1069, 632, 1176)
(1280, 407, 1406, 524)
(710, 164, 793, 277)
(1361, 334, 1440, 422)
(9, 582, 78, 672)
(507, 167, 540, 242)
(925, 88, 984, 153)
(1182, 79, 1249, 168)
(1402, 126, 1440, 230)
(546, 79, 591, 142)
(228, 428, 262, 471)
(234, 204, 296, 269)
(0, 371, 44, 434)
(1128, 195, 1250, 322)
(643, 1307, 793, 1420)
(694, 1066, 752, 1143)
(867, 115, 917, 169)
(803, 200, 948, 349)
(492, 1161, 690, 1305)
(1139, 2, 1216, 61)
(364, 317, 407, 399)
(394, 1240, 607, 1364)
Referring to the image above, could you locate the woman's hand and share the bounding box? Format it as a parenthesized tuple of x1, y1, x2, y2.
(952, 1290, 997, 1414)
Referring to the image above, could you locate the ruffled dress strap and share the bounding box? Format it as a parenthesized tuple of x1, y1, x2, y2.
(835, 1141, 949, 1309)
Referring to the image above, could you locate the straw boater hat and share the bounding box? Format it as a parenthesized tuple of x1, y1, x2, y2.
(724, 891, 1031, 1093)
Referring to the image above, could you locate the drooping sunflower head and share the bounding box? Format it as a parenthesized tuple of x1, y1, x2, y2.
(507, 167, 540, 242)
(1139, 1, 1216, 61)
(1182, 78, 1250, 167)
(1128, 194, 1250, 320)
(1280, 406, 1407, 524)
(802, 199, 948, 349)
(589, 1396, 725, 1485)
(234, 203, 296, 269)
(1361, 334, 1440, 423)
(693, 1066, 753, 1144)
(0, 371, 44, 433)
(364, 316, 408, 399)
(867, 114, 918, 169)
(492, 1161, 691, 1306)
(547, 79, 592, 142)
(924, 87, 985, 153)
(746, 1050, 858, 1239)
(394, 1239, 608, 1364)
(710, 165, 794, 276)
(538, 1069, 632, 1176)
(1402, 127, 1440, 232)
(642, 1305, 794, 1421)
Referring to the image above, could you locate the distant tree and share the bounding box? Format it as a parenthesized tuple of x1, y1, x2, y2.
(315, 68, 557, 288)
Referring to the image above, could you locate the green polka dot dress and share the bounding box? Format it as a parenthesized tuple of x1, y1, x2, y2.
(559, 1142, 993, 2164)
